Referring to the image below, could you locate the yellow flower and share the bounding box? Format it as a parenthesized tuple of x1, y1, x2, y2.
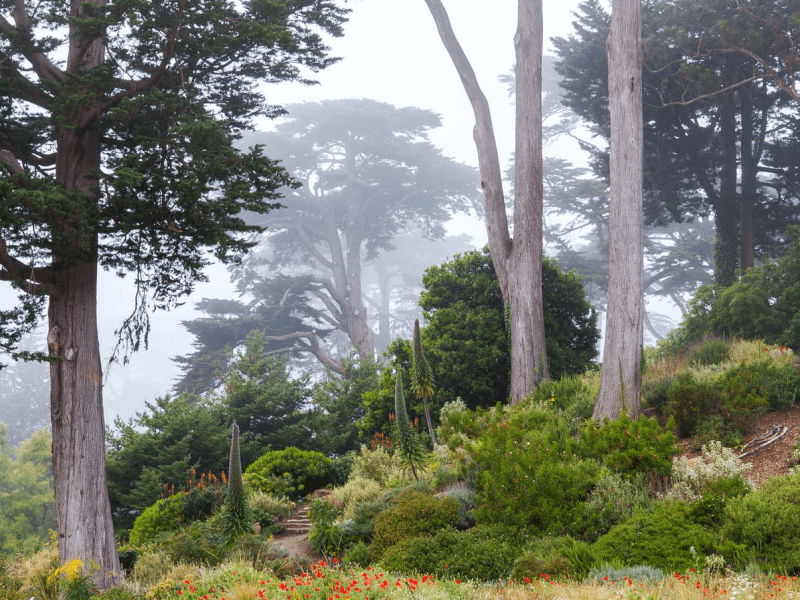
(47, 558, 83, 586)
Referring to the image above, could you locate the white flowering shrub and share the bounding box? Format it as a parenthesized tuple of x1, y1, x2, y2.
(669, 440, 754, 500)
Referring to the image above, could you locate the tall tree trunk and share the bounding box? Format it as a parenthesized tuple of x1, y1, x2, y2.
(739, 86, 756, 273)
(594, 0, 643, 421)
(46, 0, 121, 588)
(715, 93, 740, 288)
(422, 0, 548, 403)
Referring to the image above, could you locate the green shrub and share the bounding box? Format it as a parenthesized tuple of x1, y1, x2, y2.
(342, 541, 371, 568)
(694, 414, 739, 449)
(582, 470, 650, 540)
(723, 472, 800, 574)
(526, 374, 597, 425)
(378, 525, 523, 582)
(591, 500, 715, 573)
(348, 445, 403, 487)
(330, 476, 383, 520)
(162, 519, 224, 565)
(665, 372, 720, 438)
(338, 498, 391, 545)
(510, 553, 573, 582)
(642, 376, 673, 412)
(329, 454, 355, 486)
(669, 440, 753, 501)
(578, 413, 679, 479)
(440, 484, 476, 529)
(370, 491, 459, 560)
(470, 403, 599, 536)
(308, 499, 345, 555)
(244, 447, 332, 500)
(687, 337, 731, 366)
(129, 493, 185, 546)
(249, 491, 294, 536)
(719, 361, 771, 435)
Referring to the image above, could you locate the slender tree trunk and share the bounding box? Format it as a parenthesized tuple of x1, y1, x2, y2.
(739, 87, 756, 273)
(46, 0, 121, 588)
(422, 0, 548, 403)
(509, 0, 550, 397)
(344, 234, 375, 360)
(594, 0, 643, 421)
(715, 93, 740, 288)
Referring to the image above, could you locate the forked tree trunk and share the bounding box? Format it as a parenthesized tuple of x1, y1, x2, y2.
(594, 0, 644, 421)
(423, 0, 548, 403)
(47, 0, 122, 585)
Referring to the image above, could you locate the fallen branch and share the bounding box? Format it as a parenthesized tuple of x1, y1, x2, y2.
(737, 425, 790, 458)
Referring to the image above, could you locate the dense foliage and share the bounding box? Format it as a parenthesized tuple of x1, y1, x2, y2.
(419, 247, 599, 409)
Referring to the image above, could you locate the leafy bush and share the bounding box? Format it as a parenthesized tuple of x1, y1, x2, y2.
(578, 413, 679, 479)
(249, 491, 294, 536)
(526, 374, 597, 425)
(723, 472, 800, 573)
(329, 454, 355, 486)
(665, 372, 720, 438)
(347, 445, 404, 487)
(591, 500, 715, 573)
(669, 440, 753, 501)
(509, 554, 574, 582)
(244, 447, 332, 500)
(687, 336, 731, 366)
(582, 470, 650, 540)
(162, 519, 224, 565)
(329, 476, 383, 520)
(129, 494, 185, 546)
(342, 541, 371, 568)
(440, 484, 476, 529)
(471, 403, 599, 536)
(308, 500, 345, 555)
(718, 361, 771, 435)
(378, 525, 524, 582)
(370, 491, 459, 560)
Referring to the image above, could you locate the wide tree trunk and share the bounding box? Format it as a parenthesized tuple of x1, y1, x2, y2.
(422, 0, 548, 403)
(594, 0, 644, 421)
(47, 0, 121, 584)
(49, 259, 120, 589)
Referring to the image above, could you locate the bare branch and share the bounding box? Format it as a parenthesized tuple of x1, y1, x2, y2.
(265, 331, 343, 374)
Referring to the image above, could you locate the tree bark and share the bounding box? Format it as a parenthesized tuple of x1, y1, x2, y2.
(714, 92, 740, 288)
(594, 0, 643, 421)
(46, 0, 121, 586)
(422, 0, 548, 403)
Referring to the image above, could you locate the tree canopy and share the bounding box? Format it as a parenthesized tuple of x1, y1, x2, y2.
(0, 0, 349, 585)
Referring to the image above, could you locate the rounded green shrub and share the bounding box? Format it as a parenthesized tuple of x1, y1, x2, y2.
(244, 447, 332, 499)
(510, 553, 574, 582)
(665, 372, 720, 438)
(723, 472, 800, 574)
(719, 360, 771, 435)
(379, 525, 523, 582)
(591, 500, 715, 573)
(581, 470, 650, 540)
(129, 493, 185, 546)
(370, 490, 459, 560)
(687, 336, 731, 366)
(578, 413, 679, 479)
(471, 404, 600, 536)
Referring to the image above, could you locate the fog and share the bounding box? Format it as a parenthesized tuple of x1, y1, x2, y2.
(1, 0, 606, 427)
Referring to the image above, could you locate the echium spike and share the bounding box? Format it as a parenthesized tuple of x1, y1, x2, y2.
(411, 318, 437, 444)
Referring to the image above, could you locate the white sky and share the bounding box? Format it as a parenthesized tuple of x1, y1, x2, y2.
(99, 0, 592, 420)
(5, 0, 593, 422)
